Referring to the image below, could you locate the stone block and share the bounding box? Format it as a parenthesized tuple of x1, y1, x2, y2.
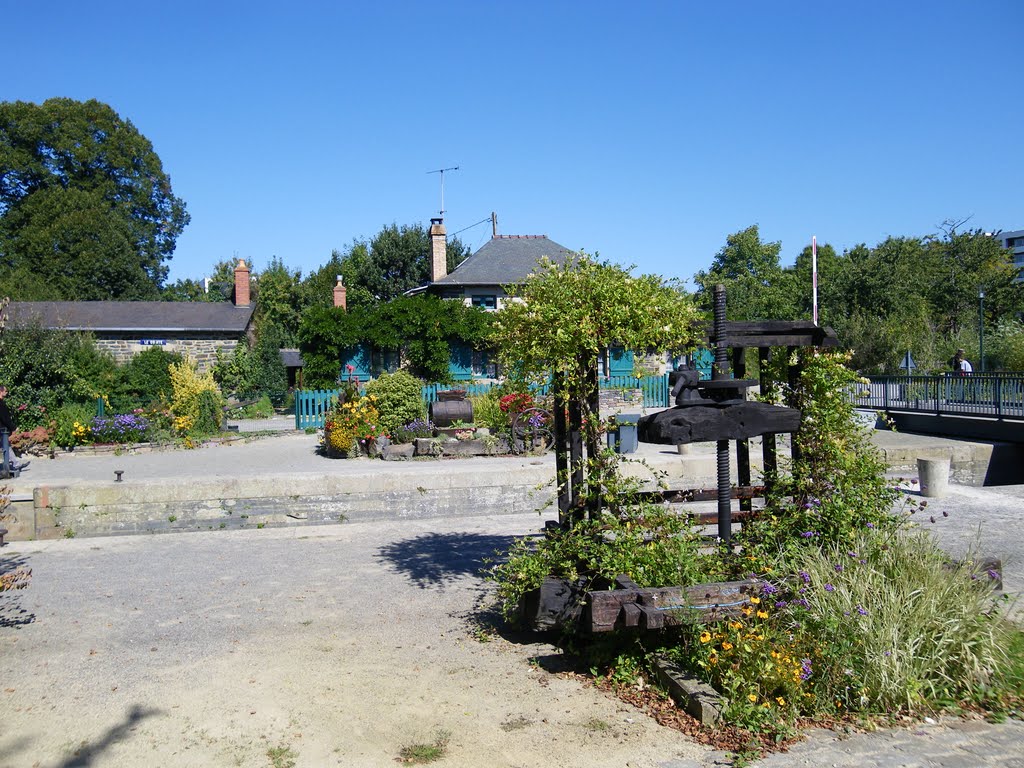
(382, 443, 415, 461)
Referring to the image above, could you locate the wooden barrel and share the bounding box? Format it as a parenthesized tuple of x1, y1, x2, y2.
(429, 399, 474, 427)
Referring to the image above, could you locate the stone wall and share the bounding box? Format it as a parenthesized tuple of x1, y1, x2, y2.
(93, 333, 243, 372)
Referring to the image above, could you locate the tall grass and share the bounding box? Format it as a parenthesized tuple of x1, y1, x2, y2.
(788, 528, 1016, 714)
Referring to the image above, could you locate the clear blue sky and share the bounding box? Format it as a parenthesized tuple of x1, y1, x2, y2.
(5, 1, 1021, 286)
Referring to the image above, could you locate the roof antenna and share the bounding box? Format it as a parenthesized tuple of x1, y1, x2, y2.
(427, 166, 459, 218)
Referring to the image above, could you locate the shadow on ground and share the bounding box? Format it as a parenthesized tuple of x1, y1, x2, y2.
(0, 552, 35, 628)
(55, 704, 161, 768)
(377, 532, 517, 589)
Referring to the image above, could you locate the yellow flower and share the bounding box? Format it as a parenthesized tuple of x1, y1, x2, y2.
(747, 694, 757, 703)
(699, 631, 711, 644)
(729, 621, 743, 630)
(757, 610, 769, 619)
(741, 607, 753, 616)
(749, 596, 761, 604)
(721, 641, 733, 651)
(776, 696, 786, 706)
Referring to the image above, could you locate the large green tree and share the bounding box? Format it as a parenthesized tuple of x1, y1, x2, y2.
(323, 223, 471, 308)
(0, 98, 189, 299)
(253, 256, 304, 345)
(693, 225, 798, 321)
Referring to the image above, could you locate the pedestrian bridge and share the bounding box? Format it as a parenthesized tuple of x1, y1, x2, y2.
(856, 374, 1024, 443)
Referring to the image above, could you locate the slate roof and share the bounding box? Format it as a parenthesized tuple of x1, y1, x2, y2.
(6, 301, 255, 333)
(432, 235, 574, 287)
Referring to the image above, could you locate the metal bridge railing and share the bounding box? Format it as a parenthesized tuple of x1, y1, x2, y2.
(853, 374, 1024, 420)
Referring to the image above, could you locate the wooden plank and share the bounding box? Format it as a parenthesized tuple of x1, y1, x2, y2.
(637, 486, 766, 504)
(586, 579, 761, 632)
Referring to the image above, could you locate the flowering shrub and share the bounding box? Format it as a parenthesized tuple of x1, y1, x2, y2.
(10, 425, 53, 455)
(169, 358, 225, 436)
(390, 418, 434, 445)
(499, 392, 534, 414)
(90, 413, 150, 443)
(454, 429, 475, 441)
(323, 395, 383, 455)
(677, 595, 809, 731)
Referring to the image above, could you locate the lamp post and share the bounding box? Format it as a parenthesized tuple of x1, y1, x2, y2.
(978, 287, 985, 373)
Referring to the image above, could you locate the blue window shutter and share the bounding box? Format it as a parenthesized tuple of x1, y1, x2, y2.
(608, 346, 635, 377)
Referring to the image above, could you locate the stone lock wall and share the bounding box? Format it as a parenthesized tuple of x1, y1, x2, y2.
(93, 333, 243, 372)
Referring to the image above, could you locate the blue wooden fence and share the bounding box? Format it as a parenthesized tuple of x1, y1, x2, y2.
(295, 374, 673, 429)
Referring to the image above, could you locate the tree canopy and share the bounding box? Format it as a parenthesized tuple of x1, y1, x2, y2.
(0, 98, 189, 299)
(700, 223, 1024, 373)
(330, 223, 470, 308)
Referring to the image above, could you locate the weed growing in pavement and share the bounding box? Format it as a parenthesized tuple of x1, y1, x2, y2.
(397, 729, 450, 764)
(266, 744, 297, 768)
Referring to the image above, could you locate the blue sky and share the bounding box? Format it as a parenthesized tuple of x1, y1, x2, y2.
(5, 1, 1021, 286)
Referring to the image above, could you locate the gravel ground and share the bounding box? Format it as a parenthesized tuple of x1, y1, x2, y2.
(0, 512, 711, 768)
(1, 468, 1022, 767)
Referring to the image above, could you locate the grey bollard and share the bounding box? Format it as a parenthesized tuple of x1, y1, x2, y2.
(917, 457, 951, 498)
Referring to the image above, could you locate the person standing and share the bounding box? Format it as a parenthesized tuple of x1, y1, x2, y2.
(0, 386, 29, 471)
(954, 349, 973, 375)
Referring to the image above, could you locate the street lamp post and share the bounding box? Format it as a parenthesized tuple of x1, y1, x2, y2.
(978, 287, 985, 373)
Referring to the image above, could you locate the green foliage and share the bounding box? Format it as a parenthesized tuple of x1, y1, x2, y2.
(254, 256, 304, 345)
(783, 529, 1017, 715)
(251, 328, 288, 398)
(111, 346, 182, 411)
(469, 390, 507, 432)
(168, 358, 224, 435)
(493, 254, 699, 395)
(739, 350, 900, 561)
(329, 223, 471, 309)
(988, 319, 1024, 371)
(0, 326, 102, 427)
(51, 402, 96, 448)
(693, 225, 797, 321)
(193, 390, 223, 436)
(0, 98, 189, 298)
(297, 296, 493, 387)
(363, 370, 426, 436)
(489, 502, 715, 625)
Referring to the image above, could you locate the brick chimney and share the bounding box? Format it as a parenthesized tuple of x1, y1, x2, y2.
(429, 217, 447, 282)
(233, 259, 251, 307)
(333, 275, 347, 310)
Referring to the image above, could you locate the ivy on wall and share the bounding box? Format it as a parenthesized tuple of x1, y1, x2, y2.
(297, 295, 493, 387)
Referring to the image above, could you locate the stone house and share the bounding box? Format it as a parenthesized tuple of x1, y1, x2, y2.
(7, 260, 256, 372)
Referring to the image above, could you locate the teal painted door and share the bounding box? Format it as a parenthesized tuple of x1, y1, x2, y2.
(692, 348, 714, 380)
(449, 343, 473, 380)
(340, 343, 371, 381)
(608, 346, 635, 377)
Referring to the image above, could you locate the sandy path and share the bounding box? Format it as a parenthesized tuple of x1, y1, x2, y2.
(0, 513, 709, 768)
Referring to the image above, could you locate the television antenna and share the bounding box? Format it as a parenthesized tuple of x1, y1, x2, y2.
(427, 166, 459, 218)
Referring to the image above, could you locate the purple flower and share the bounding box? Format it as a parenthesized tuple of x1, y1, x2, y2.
(800, 531, 816, 538)
(761, 583, 779, 595)
(824, 583, 835, 592)
(856, 605, 868, 616)
(866, 522, 875, 529)
(800, 658, 813, 680)
(847, 551, 858, 558)
(774, 600, 788, 608)
(883, 651, 892, 657)
(834, 564, 844, 573)
(799, 571, 811, 584)
(794, 598, 810, 609)
(987, 569, 1000, 581)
